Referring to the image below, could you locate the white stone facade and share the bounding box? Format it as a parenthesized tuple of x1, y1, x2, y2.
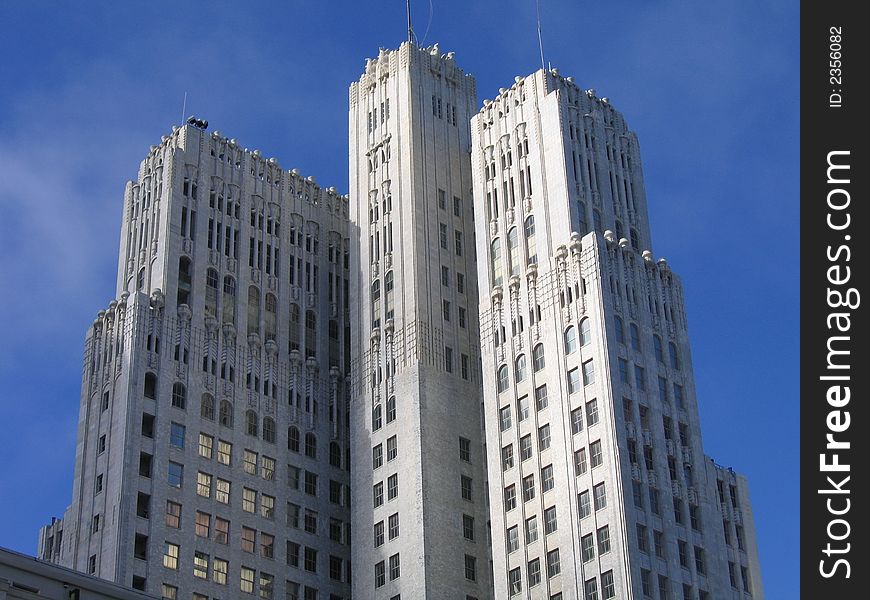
(348, 42, 494, 599)
(39, 124, 354, 600)
(471, 69, 764, 599)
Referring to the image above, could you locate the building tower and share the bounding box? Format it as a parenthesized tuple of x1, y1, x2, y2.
(39, 123, 355, 600)
(471, 70, 764, 599)
(348, 42, 495, 599)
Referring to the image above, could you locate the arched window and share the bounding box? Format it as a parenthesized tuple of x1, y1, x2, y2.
(144, 372, 157, 399)
(247, 286, 261, 336)
(137, 267, 146, 291)
(630, 323, 641, 352)
(371, 279, 381, 327)
(614, 316, 625, 344)
(171, 382, 186, 409)
(264, 293, 277, 341)
(386, 396, 396, 423)
(653, 335, 664, 363)
(205, 268, 219, 317)
(615, 220, 624, 241)
(515, 354, 528, 383)
(177, 256, 192, 306)
(593, 208, 603, 232)
(288, 303, 301, 351)
(219, 400, 233, 428)
(222, 276, 236, 324)
(580, 318, 591, 346)
(630, 228, 640, 249)
(372, 404, 383, 430)
(262, 417, 276, 443)
(491, 238, 503, 287)
(497, 365, 509, 393)
(330, 442, 342, 468)
(305, 310, 317, 358)
(524, 217, 537, 266)
(669, 342, 681, 370)
(532, 344, 545, 372)
(577, 201, 588, 234)
(201, 393, 215, 420)
(245, 410, 258, 437)
(507, 227, 520, 276)
(305, 433, 317, 459)
(385, 270, 394, 318)
(564, 326, 578, 354)
(288, 426, 300, 452)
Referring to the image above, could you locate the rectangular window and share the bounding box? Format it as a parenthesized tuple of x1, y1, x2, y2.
(593, 483, 607, 510)
(502, 444, 514, 470)
(373, 444, 383, 469)
(525, 516, 538, 543)
(261, 494, 275, 519)
(601, 570, 616, 599)
(213, 557, 228, 585)
(574, 448, 588, 475)
(517, 396, 530, 421)
(244, 449, 258, 475)
(582, 360, 595, 386)
(654, 530, 665, 558)
(465, 554, 477, 581)
(241, 527, 256, 553)
(198, 433, 214, 459)
(195, 511, 210, 538)
(597, 525, 611, 554)
(506, 526, 519, 553)
(216, 478, 230, 504)
(590, 440, 603, 468)
(538, 424, 551, 450)
(193, 551, 209, 579)
(243, 488, 256, 513)
(197, 472, 212, 497)
(541, 465, 554, 492)
(170, 422, 185, 448)
(261, 533, 275, 558)
(388, 474, 399, 499)
(544, 506, 558, 534)
(522, 474, 536, 502)
(461, 475, 473, 501)
(375, 561, 386, 588)
(581, 533, 596, 562)
(527, 558, 541, 587)
(637, 524, 649, 552)
(215, 517, 229, 544)
(535, 385, 548, 410)
(547, 548, 561, 578)
(578, 490, 591, 518)
(165, 500, 181, 528)
(163, 542, 179, 570)
(388, 512, 399, 539)
(520, 435, 533, 461)
(217, 440, 232, 465)
(374, 521, 385, 547)
(635, 365, 646, 390)
(459, 437, 471, 462)
(304, 547, 317, 573)
(504, 485, 517, 511)
(586, 399, 599, 425)
(584, 577, 599, 600)
(509, 568, 522, 596)
(286, 542, 300, 567)
(168, 462, 183, 488)
(389, 553, 400, 580)
(387, 435, 398, 461)
(567, 368, 581, 394)
(439, 223, 448, 249)
(240, 566, 255, 594)
(373, 482, 384, 507)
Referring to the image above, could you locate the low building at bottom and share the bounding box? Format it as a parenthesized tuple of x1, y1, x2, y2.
(1, 546, 159, 600)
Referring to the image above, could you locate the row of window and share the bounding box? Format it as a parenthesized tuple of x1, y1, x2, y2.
(614, 316, 681, 370)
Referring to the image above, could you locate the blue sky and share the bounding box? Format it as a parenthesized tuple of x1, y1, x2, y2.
(0, 1, 798, 597)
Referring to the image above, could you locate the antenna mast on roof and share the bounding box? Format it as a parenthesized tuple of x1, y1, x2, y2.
(535, 0, 546, 71)
(181, 92, 188, 127)
(407, 0, 414, 43)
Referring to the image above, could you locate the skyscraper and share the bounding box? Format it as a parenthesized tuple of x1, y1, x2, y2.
(471, 69, 764, 599)
(39, 123, 355, 600)
(348, 42, 494, 599)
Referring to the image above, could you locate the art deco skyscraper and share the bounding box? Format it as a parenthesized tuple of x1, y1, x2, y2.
(348, 42, 494, 599)
(471, 69, 764, 599)
(39, 123, 355, 600)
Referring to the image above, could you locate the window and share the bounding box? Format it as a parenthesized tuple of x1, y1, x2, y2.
(674, 383, 685, 409)
(304, 471, 318, 496)
(261, 494, 275, 519)
(243, 488, 256, 513)
(580, 318, 591, 346)
(515, 355, 527, 383)
(517, 396, 530, 421)
(499, 405, 512, 431)
(593, 483, 607, 510)
(197, 472, 212, 497)
(520, 435, 533, 461)
(375, 561, 386, 588)
(601, 571, 616, 599)
(374, 521, 385, 547)
(641, 569, 652, 596)
(163, 542, 179, 570)
(286, 542, 300, 567)
(439, 223, 448, 249)
(215, 517, 229, 544)
(389, 553, 400, 580)
(506, 526, 519, 553)
(263, 417, 276, 443)
(386, 396, 397, 422)
(544, 506, 558, 534)
(502, 444, 514, 470)
(653, 335, 664, 363)
(538, 424, 551, 450)
(577, 490, 592, 519)
(509, 568, 522, 596)
(504, 485, 517, 511)
(541, 465, 554, 492)
(459, 437, 471, 462)
(455, 230, 463, 256)
(694, 546, 706, 575)
(374, 482, 384, 507)
(582, 533, 596, 562)
(388, 474, 399, 499)
(168, 462, 183, 488)
(261, 533, 275, 558)
(199, 433, 214, 459)
(582, 360, 595, 386)
(497, 365, 510, 393)
(288, 427, 300, 452)
(216, 478, 230, 504)
(464, 554, 476, 581)
(597, 525, 612, 554)
(669, 342, 681, 370)
(522, 475, 536, 502)
(461, 475, 473, 501)
(618, 358, 630, 384)
(240, 566, 255, 594)
(171, 382, 186, 409)
(527, 558, 541, 587)
(244, 449, 258, 474)
(654, 530, 665, 558)
(219, 400, 233, 427)
(241, 527, 256, 553)
(630, 323, 641, 351)
(584, 577, 599, 600)
(305, 433, 317, 458)
(371, 404, 382, 430)
(213, 557, 228, 585)
(564, 326, 578, 354)
(165, 500, 181, 528)
(161, 584, 177, 600)
(261, 455, 275, 481)
(574, 448, 588, 476)
(525, 516, 538, 543)
(193, 551, 209, 579)
(586, 399, 599, 425)
(389, 512, 399, 539)
(535, 385, 548, 410)
(169, 422, 185, 448)
(637, 524, 649, 552)
(634, 365, 646, 390)
(373, 444, 383, 469)
(567, 368, 581, 395)
(547, 548, 561, 578)
(614, 316, 625, 344)
(532, 344, 545, 371)
(590, 440, 603, 468)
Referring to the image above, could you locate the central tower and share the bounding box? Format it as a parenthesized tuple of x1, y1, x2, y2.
(349, 42, 494, 599)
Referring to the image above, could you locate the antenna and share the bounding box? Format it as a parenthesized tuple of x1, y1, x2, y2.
(406, 0, 413, 43)
(181, 92, 188, 127)
(535, 0, 546, 71)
